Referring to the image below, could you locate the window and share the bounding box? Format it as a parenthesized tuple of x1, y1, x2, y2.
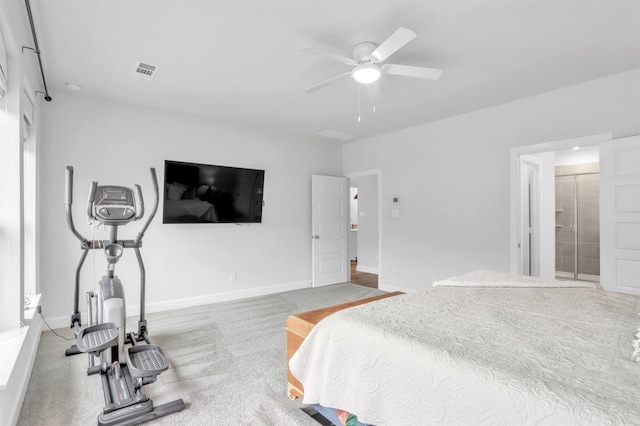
(0, 53, 22, 330)
(0, 24, 39, 331)
(22, 85, 37, 305)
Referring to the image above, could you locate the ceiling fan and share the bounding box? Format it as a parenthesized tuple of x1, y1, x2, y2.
(302, 27, 443, 93)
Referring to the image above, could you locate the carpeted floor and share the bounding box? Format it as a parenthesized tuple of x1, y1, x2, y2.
(18, 283, 383, 426)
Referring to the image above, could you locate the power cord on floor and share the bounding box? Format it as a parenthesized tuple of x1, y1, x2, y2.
(38, 308, 75, 341)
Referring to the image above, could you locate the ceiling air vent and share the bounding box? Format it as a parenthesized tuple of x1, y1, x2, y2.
(315, 130, 355, 141)
(133, 61, 160, 81)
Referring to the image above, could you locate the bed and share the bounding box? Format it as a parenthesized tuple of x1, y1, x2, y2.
(289, 270, 640, 425)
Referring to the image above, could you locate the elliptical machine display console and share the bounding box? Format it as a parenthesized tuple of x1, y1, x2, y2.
(64, 166, 184, 426)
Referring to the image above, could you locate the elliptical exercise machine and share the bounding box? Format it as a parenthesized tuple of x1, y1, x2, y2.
(64, 166, 184, 426)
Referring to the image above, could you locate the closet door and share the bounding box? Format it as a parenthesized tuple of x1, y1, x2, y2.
(600, 135, 640, 294)
(311, 175, 349, 287)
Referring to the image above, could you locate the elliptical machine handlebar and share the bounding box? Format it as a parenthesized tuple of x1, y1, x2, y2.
(65, 166, 74, 205)
(65, 166, 89, 245)
(134, 168, 158, 246)
(150, 167, 159, 192)
(134, 185, 144, 220)
(86, 181, 98, 220)
(64, 166, 159, 330)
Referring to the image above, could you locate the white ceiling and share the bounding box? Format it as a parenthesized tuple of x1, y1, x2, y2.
(27, 0, 640, 142)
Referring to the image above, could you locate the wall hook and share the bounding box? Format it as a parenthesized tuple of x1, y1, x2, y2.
(22, 46, 40, 54)
(35, 91, 52, 102)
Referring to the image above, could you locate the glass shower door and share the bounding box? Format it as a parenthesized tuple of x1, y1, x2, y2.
(555, 171, 600, 282)
(576, 173, 600, 281)
(556, 175, 577, 279)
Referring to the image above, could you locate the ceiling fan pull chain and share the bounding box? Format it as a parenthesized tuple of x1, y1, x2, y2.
(358, 84, 362, 122)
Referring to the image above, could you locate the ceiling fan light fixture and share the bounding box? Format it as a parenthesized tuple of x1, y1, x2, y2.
(351, 64, 381, 84)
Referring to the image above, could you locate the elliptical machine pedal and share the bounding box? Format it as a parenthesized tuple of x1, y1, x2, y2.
(76, 323, 119, 355)
(63, 166, 184, 425)
(127, 345, 169, 378)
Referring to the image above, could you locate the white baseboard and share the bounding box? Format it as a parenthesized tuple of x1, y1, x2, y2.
(44, 280, 312, 330)
(136, 280, 312, 316)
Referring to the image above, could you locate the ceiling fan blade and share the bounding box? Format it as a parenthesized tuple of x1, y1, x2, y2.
(305, 72, 351, 93)
(370, 27, 417, 62)
(301, 46, 357, 65)
(381, 64, 443, 80)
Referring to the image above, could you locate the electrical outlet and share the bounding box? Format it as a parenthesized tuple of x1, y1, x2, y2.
(230, 273, 237, 283)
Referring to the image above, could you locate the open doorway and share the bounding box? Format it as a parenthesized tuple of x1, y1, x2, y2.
(350, 260, 378, 288)
(554, 147, 601, 282)
(347, 170, 380, 289)
(510, 133, 612, 279)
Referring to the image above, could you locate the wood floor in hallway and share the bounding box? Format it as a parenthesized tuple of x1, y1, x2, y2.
(350, 260, 378, 289)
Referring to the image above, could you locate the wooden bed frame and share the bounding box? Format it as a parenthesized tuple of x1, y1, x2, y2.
(285, 291, 403, 399)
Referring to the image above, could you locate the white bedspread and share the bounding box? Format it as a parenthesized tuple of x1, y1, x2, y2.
(433, 269, 596, 288)
(289, 285, 640, 425)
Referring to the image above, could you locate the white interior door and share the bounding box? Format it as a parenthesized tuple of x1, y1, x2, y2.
(312, 175, 348, 287)
(520, 159, 540, 276)
(600, 135, 640, 294)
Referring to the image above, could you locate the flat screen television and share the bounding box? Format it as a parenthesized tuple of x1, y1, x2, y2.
(163, 160, 264, 224)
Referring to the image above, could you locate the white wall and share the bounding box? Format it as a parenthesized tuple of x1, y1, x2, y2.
(555, 146, 600, 165)
(343, 69, 640, 291)
(356, 174, 378, 274)
(520, 151, 556, 279)
(349, 186, 358, 228)
(39, 93, 342, 324)
(348, 186, 358, 261)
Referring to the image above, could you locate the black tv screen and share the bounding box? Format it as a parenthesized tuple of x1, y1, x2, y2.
(163, 160, 264, 224)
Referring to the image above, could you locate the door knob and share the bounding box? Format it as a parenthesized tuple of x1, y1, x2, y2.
(313, 235, 320, 239)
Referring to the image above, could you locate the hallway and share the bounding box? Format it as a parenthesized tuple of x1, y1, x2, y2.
(350, 260, 378, 289)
